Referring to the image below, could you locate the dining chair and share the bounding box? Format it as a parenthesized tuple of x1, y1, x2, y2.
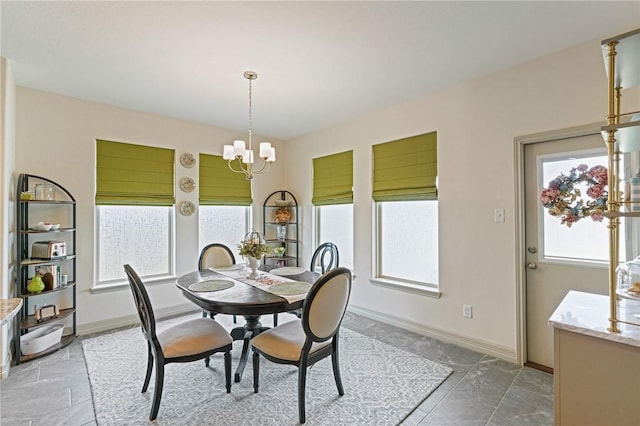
(310, 242, 339, 274)
(251, 267, 352, 424)
(198, 243, 238, 323)
(123, 264, 232, 421)
(274, 242, 340, 327)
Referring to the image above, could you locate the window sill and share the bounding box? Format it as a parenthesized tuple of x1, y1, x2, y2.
(369, 277, 441, 298)
(91, 274, 177, 294)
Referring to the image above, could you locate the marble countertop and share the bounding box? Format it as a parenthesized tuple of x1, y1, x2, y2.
(0, 298, 23, 326)
(549, 290, 640, 348)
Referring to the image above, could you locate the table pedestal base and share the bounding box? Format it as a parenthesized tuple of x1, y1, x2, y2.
(230, 315, 269, 382)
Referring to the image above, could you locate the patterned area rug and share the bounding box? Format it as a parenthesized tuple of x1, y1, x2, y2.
(82, 315, 452, 425)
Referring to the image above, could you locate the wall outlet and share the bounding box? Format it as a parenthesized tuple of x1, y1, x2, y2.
(463, 304, 473, 318)
(494, 208, 505, 222)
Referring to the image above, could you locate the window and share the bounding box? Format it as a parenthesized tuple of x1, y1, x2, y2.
(199, 154, 252, 258)
(372, 132, 438, 290)
(95, 140, 175, 286)
(376, 201, 438, 284)
(316, 204, 354, 269)
(313, 151, 353, 269)
(199, 205, 251, 259)
(97, 206, 173, 283)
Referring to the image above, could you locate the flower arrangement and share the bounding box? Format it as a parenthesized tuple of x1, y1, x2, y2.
(238, 230, 272, 259)
(540, 164, 608, 227)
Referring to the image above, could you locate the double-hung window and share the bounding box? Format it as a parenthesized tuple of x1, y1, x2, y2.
(372, 132, 439, 292)
(95, 140, 175, 287)
(198, 154, 252, 259)
(313, 150, 354, 270)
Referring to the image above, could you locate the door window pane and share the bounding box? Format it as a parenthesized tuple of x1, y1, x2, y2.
(97, 206, 173, 284)
(377, 200, 438, 286)
(540, 154, 624, 263)
(316, 204, 354, 269)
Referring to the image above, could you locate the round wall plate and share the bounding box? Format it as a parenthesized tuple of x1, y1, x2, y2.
(180, 177, 196, 193)
(180, 153, 196, 168)
(179, 201, 196, 216)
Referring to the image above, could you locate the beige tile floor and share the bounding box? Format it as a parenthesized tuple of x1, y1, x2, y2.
(0, 312, 553, 425)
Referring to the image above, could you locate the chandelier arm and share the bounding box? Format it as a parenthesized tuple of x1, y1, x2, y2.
(227, 159, 250, 175)
(250, 158, 271, 175)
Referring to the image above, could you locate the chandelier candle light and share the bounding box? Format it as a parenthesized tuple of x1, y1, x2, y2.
(222, 71, 276, 180)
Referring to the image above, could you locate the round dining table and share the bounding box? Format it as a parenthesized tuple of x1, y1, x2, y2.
(176, 265, 319, 382)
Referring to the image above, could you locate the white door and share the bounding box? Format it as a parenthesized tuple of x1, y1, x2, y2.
(524, 133, 612, 370)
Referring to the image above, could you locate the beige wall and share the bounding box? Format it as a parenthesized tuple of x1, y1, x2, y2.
(14, 88, 286, 330)
(285, 39, 612, 361)
(1, 58, 17, 375)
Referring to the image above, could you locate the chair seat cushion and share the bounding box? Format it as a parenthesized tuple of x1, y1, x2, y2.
(251, 319, 331, 361)
(158, 318, 232, 359)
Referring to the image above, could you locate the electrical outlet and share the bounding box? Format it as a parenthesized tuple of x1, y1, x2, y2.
(494, 208, 505, 222)
(463, 304, 473, 318)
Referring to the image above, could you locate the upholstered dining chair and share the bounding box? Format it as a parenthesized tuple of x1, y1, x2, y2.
(198, 243, 238, 323)
(123, 264, 232, 421)
(274, 242, 340, 327)
(251, 267, 352, 424)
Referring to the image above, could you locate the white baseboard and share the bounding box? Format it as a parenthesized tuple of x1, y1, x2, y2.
(347, 305, 519, 364)
(77, 304, 200, 336)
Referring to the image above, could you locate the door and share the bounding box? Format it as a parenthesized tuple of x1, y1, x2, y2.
(524, 133, 611, 370)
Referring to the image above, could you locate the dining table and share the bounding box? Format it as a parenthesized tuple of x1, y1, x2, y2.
(176, 264, 319, 382)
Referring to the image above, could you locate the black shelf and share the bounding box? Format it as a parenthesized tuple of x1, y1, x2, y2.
(263, 190, 299, 267)
(14, 173, 77, 364)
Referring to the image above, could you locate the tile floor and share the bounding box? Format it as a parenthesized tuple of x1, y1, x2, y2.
(0, 311, 553, 425)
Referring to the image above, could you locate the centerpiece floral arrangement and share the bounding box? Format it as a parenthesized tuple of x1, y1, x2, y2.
(238, 230, 272, 259)
(540, 164, 608, 227)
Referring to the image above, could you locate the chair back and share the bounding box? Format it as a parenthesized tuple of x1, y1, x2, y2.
(124, 264, 157, 343)
(310, 242, 339, 274)
(199, 243, 235, 270)
(302, 267, 352, 342)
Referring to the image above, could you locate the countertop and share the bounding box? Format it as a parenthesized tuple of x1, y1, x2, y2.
(549, 290, 640, 348)
(0, 298, 23, 326)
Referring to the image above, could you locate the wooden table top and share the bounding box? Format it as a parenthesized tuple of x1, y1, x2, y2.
(176, 266, 319, 317)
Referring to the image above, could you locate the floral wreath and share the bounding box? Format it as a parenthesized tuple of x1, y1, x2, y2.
(540, 164, 608, 227)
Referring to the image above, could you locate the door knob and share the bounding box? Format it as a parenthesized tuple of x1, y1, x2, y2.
(527, 262, 537, 269)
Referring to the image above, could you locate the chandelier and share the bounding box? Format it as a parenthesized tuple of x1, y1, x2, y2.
(222, 71, 276, 180)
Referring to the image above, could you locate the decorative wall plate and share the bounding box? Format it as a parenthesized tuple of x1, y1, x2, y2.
(179, 177, 196, 193)
(180, 153, 196, 168)
(179, 201, 196, 216)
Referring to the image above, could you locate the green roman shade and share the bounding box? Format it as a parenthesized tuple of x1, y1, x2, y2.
(312, 150, 353, 205)
(96, 140, 175, 206)
(372, 132, 438, 201)
(199, 154, 252, 205)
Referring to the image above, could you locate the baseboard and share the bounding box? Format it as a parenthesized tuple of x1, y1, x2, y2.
(77, 304, 200, 336)
(347, 305, 518, 364)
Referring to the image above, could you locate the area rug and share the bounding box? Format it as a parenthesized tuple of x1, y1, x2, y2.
(82, 315, 452, 425)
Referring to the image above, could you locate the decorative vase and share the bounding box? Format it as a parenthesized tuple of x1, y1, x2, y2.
(247, 256, 261, 279)
(276, 223, 287, 241)
(27, 275, 45, 293)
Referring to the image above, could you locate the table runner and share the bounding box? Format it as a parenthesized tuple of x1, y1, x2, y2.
(211, 266, 310, 303)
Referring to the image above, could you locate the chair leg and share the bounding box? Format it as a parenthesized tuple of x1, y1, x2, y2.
(149, 360, 164, 421)
(332, 344, 344, 396)
(298, 359, 308, 424)
(233, 315, 237, 324)
(202, 310, 207, 318)
(252, 350, 260, 393)
(205, 355, 210, 367)
(142, 342, 153, 393)
(273, 313, 278, 327)
(224, 351, 232, 393)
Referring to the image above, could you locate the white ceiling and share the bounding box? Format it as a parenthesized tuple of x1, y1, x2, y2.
(2, 1, 639, 140)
